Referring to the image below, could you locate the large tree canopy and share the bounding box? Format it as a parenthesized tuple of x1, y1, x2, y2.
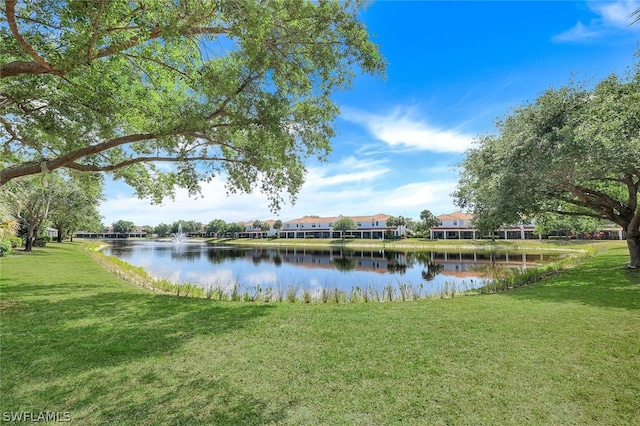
(0, 0, 384, 210)
(454, 58, 640, 267)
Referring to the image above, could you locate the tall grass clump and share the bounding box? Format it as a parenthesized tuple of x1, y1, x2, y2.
(230, 281, 242, 301)
(286, 285, 298, 303)
(479, 249, 593, 293)
(384, 285, 395, 302)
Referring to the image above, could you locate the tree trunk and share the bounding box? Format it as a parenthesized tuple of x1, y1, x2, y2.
(56, 225, 64, 243)
(627, 234, 640, 269)
(24, 223, 36, 252)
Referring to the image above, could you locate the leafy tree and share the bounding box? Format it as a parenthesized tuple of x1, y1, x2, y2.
(171, 220, 199, 234)
(1, 173, 71, 251)
(273, 219, 283, 232)
(455, 59, 640, 267)
(48, 174, 103, 242)
(2, 172, 102, 250)
(154, 223, 171, 237)
(0, 202, 19, 256)
(0, 202, 18, 240)
(333, 216, 356, 240)
(205, 219, 227, 238)
(386, 215, 409, 237)
(186, 220, 202, 235)
(420, 209, 440, 231)
(1, 1, 384, 212)
(112, 220, 136, 236)
(226, 222, 246, 239)
(258, 221, 271, 234)
(251, 220, 270, 238)
(141, 225, 154, 237)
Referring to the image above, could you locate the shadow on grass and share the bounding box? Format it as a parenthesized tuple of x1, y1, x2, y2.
(2, 292, 286, 424)
(2, 291, 274, 376)
(92, 377, 288, 425)
(503, 251, 640, 310)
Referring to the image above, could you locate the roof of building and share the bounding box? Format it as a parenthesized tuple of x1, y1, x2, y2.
(438, 212, 473, 221)
(283, 213, 390, 225)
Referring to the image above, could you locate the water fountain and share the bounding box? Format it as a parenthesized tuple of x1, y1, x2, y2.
(170, 223, 188, 244)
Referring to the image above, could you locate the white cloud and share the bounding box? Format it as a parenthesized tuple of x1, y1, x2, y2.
(302, 156, 391, 191)
(552, 21, 600, 43)
(394, 182, 458, 214)
(341, 107, 474, 153)
(99, 172, 458, 226)
(590, 0, 639, 28)
(553, 1, 640, 43)
(99, 156, 395, 225)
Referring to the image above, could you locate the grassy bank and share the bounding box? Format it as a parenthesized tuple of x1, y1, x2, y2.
(1, 242, 638, 425)
(207, 236, 605, 252)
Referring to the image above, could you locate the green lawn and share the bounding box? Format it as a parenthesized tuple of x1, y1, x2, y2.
(1, 242, 638, 425)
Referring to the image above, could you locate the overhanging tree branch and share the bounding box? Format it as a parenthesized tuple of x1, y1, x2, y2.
(4, 0, 53, 74)
(67, 155, 252, 172)
(0, 133, 157, 184)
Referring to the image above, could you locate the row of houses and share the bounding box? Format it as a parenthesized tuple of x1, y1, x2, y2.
(74, 212, 626, 240)
(244, 214, 404, 239)
(430, 212, 625, 240)
(430, 212, 537, 240)
(75, 214, 405, 239)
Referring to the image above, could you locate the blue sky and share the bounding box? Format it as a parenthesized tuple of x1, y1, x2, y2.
(101, 0, 640, 227)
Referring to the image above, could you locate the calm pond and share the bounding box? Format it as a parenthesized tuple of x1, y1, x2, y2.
(102, 240, 561, 298)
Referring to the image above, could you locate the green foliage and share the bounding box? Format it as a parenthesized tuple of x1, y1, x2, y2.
(251, 220, 270, 234)
(205, 219, 227, 237)
(1, 173, 58, 250)
(171, 220, 200, 234)
(333, 216, 356, 239)
(0, 202, 18, 239)
(112, 220, 136, 235)
(0, 239, 11, 256)
(455, 56, 640, 265)
(225, 222, 246, 237)
(1, 1, 385, 211)
(8, 236, 22, 248)
(386, 215, 405, 227)
(48, 172, 104, 240)
(420, 209, 441, 230)
(534, 213, 604, 237)
(154, 223, 171, 237)
(32, 238, 47, 247)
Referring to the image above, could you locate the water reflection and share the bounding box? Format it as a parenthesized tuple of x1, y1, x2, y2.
(102, 240, 559, 297)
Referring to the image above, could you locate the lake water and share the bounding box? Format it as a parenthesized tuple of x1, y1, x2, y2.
(102, 240, 560, 298)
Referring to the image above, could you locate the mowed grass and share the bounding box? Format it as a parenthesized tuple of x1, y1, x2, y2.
(1, 242, 638, 425)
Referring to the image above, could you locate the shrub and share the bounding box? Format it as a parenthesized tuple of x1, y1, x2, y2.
(33, 238, 47, 247)
(0, 239, 12, 257)
(9, 236, 22, 248)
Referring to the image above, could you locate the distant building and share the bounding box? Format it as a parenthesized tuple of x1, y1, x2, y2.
(231, 214, 405, 239)
(75, 225, 148, 239)
(429, 211, 623, 240)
